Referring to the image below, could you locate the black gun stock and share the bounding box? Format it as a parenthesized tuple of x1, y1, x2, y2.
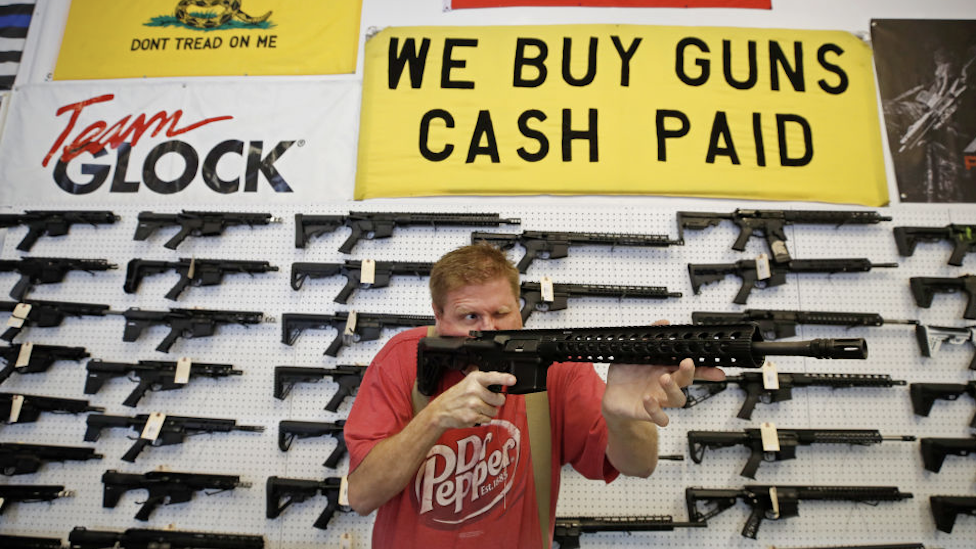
(265, 476, 347, 529)
(910, 381, 976, 428)
(520, 281, 681, 323)
(278, 420, 347, 468)
(930, 495, 976, 533)
(920, 436, 976, 472)
(0, 442, 102, 475)
(0, 210, 119, 251)
(68, 526, 265, 549)
(101, 469, 250, 521)
(684, 372, 906, 420)
(910, 275, 976, 319)
(418, 324, 867, 396)
(553, 515, 706, 548)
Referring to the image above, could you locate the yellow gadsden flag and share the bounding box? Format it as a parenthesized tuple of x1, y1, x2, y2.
(54, 0, 362, 78)
(355, 25, 889, 205)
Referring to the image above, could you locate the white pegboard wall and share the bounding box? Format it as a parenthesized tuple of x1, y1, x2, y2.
(0, 202, 973, 548)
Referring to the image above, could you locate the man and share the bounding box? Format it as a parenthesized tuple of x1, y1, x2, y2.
(345, 243, 724, 547)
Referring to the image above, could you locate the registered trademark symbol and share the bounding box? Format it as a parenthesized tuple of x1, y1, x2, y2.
(297, 140, 306, 147)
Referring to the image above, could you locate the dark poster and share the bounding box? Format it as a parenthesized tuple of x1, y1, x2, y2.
(872, 19, 976, 203)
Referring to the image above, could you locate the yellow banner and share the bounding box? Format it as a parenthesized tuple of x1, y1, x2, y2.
(54, 0, 362, 79)
(355, 25, 888, 206)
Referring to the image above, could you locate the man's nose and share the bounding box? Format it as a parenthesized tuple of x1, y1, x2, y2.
(476, 316, 496, 331)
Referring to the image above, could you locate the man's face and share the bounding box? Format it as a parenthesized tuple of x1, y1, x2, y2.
(432, 277, 522, 337)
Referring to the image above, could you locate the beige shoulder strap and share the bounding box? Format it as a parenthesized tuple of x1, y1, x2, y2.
(525, 390, 552, 549)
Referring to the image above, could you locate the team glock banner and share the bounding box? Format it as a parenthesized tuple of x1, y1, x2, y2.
(0, 80, 360, 205)
(53, 0, 362, 79)
(354, 25, 888, 205)
(449, 1, 770, 8)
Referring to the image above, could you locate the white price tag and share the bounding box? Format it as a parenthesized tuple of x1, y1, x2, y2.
(7, 303, 30, 328)
(755, 253, 771, 281)
(540, 276, 555, 303)
(8, 394, 24, 423)
(340, 533, 353, 549)
(187, 257, 197, 279)
(768, 486, 781, 519)
(174, 357, 191, 385)
(762, 362, 779, 390)
(15, 342, 34, 367)
(140, 412, 167, 441)
(339, 475, 350, 506)
(344, 311, 358, 338)
(361, 259, 376, 285)
(760, 422, 780, 452)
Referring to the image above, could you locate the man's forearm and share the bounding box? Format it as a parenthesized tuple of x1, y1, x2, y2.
(604, 417, 658, 478)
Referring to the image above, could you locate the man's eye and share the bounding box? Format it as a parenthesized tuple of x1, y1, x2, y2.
(464, 313, 479, 321)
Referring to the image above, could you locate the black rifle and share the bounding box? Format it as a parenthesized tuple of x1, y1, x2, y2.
(914, 324, 976, 369)
(68, 526, 265, 549)
(553, 515, 706, 548)
(0, 344, 90, 385)
(930, 495, 976, 533)
(688, 429, 915, 478)
(738, 544, 926, 549)
(0, 442, 102, 475)
(920, 436, 976, 472)
(120, 307, 268, 353)
(417, 323, 867, 396)
(472, 230, 683, 274)
(0, 299, 113, 341)
(102, 469, 250, 521)
(910, 275, 976, 319)
(684, 372, 906, 420)
(0, 534, 64, 549)
(281, 311, 434, 357)
(692, 309, 916, 340)
(0, 210, 119, 252)
(134, 210, 280, 250)
(278, 420, 346, 468)
(895, 224, 976, 266)
(0, 257, 118, 301)
(291, 260, 434, 304)
(84, 359, 243, 407)
(0, 484, 73, 515)
(910, 381, 976, 428)
(1, 392, 103, 426)
(689, 258, 898, 304)
(677, 209, 891, 263)
(686, 485, 913, 538)
(265, 475, 348, 529)
(520, 281, 681, 323)
(273, 365, 366, 411)
(84, 414, 264, 462)
(295, 211, 520, 253)
(124, 258, 278, 300)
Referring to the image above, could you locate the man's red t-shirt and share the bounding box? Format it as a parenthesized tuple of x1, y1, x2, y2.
(345, 327, 619, 548)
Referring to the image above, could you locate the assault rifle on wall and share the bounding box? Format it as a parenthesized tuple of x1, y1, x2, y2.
(266, 476, 349, 530)
(520, 281, 681, 323)
(930, 495, 976, 533)
(920, 436, 976, 472)
(124, 258, 278, 300)
(120, 307, 269, 353)
(0, 299, 113, 342)
(692, 309, 916, 340)
(134, 211, 281, 250)
(290, 260, 433, 303)
(0, 344, 90, 385)
(684, 372, 906, 420)
(0, 442, 102, 475)
(102, 469, 251, 521)
(914, 324, 976, 369)
(0, 257, 117, 301)
(685, 485, 913, 538)
(0, 210, 119, 251)
(295, 211, 520, 253)
(0, 393, 102, 426)
(278, 420, 346, 468)
(688, 428, 915, 478)
(417, 323, 867, 396)
(84, 359, 242, 407)
(472, 230, 683, 274)
(84, 413, 264, 462)
(67, 527, 265, 549)
(910, 275, 976, 319)
(553, 515, 706, 548)
(273, 365, 366, 411)
(910, 381, 976, 428)
(281, 312, 433, 357)
(678, 209, 891, 263)
(689, 258, 898, 304)
(894, 224, 976, 266)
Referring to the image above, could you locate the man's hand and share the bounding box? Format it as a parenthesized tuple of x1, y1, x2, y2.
(425, 369, 517, 429)
(603, 359, 725, 427)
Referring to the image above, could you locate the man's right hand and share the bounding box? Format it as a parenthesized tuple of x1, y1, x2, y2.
(425, 369, 516, 430)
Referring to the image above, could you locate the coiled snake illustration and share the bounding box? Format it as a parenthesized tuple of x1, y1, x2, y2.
(175, 0, 271, 29)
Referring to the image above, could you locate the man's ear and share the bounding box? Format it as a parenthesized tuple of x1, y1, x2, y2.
(431, 302, 443, 322)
